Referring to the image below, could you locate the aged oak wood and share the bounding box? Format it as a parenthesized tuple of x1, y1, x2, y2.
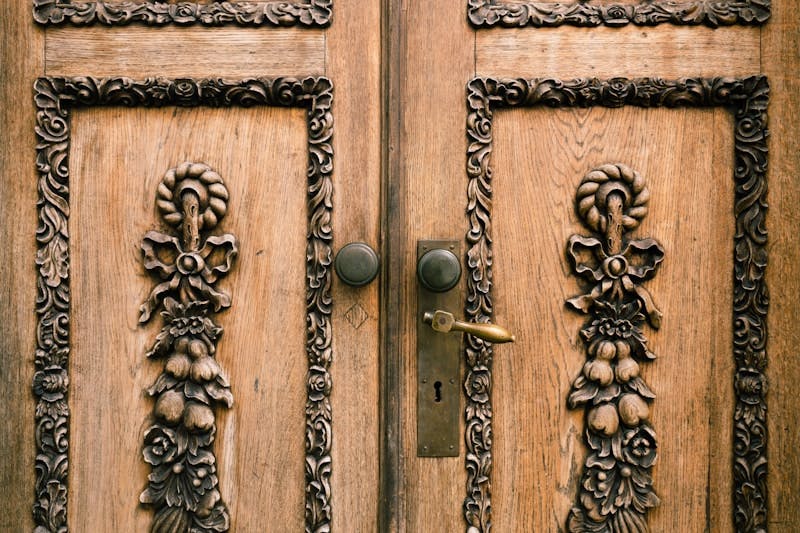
(68, 106, 309, 530)
(762, 0, 800, 529)
(1, 0, 799, 531)
(491, 106, 735, 531)
(476, 26, 761, 78)
(0, 2, 43, 530)
(46, 26, 325, 78)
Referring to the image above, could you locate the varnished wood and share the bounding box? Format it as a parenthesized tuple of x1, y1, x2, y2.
(0, 2, 43, 530)
(762, 1, 800, 530)
(45, 26, 325, 77)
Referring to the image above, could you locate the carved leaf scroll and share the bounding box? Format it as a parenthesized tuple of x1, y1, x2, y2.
(138, 162, 237, 532)
(465, 76, 768, 533)
(468, 0, 770, 29)
(565, 163, 663, 532)
(33, 76, 334, 533)
(33, 0, 332, 27)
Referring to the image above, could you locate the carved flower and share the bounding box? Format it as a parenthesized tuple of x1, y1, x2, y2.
(583, 301, 654, 362)
(465, 366, 491, 404)
(146, 298, 222, 358)
(567, 234, 664, 327)
(601, 78, 634, 106)
(602, 5, 632, 26)
(622, 424, 657, 468)
(169, 3, 198, 24)
(139, 226, 237, 323)
(143, 425, 185, 466)
(33, 365, 69, 402)
(307, 366, 332, 402)
(735, 368, 766, 405)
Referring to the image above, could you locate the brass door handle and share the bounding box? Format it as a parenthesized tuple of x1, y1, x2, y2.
(422, 310, 515, 344)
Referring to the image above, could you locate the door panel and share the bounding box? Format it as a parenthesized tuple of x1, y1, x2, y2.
(491, 106, 735, 531)
(1, 0, 799, 531)
(68, 106, 308, 530)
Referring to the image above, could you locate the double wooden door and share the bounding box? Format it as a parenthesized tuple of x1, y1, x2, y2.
(1, 1, 798, 531)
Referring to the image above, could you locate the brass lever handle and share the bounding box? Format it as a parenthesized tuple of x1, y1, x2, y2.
(422, 310, 515, 344)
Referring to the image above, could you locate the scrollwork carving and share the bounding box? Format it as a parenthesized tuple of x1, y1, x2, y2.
(33, 0, 331, 28)
(468, 0, 770, 29)
(33, 75, 334, 533)
(138, 162, 237, 532)
(565, 163, 663, 532)
(465, 75, 768, 533)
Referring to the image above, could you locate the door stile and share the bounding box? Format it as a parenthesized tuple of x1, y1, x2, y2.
(379, 0, 408, 530)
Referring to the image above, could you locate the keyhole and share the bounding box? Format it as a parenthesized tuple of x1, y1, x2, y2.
(434, 381, 442, 403)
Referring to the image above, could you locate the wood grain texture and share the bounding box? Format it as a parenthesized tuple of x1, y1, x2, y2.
(491, 106, 735, 531)
(762, 1, 800, 530)
(396, 0, 476, 530)
(0, 3, 43, 531)
(327, 0, 383, 530)
(477, 25, 760, 79)
(68, 106, 308, 531)
(45, 26, 324, 78)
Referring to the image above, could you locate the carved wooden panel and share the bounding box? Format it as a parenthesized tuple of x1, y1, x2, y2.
(33, 76, 333, 532)
(33, 0, 331, 27)
(465, 76, 768, 533)
(468, 0, 770, 28)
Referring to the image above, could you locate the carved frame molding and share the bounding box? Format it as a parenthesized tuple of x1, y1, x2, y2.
(33, 76, 334, 532)
(465, 76, 769, 532)
(468, 0, 770, 28)
(33, 0, 332, 27)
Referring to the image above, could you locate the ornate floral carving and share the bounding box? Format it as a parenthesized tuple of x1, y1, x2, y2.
(465, 76, 768, 532)
(565, 163, 663, 532)
(34, 75, 334, 533)
(33, 0, 332, 27)
(468, 0, 770, 29)
(138, 163, 237, 532)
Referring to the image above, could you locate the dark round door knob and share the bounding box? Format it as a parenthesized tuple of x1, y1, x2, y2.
(417, 248, 461, 292)
(335, 242, 380, 287)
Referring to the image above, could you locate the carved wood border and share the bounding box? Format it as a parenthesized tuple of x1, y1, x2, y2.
(465, 76, 769, 532)
(468, 0, 770, 28)
(33, 76, 334, 532)
(33, 0, 331, 27)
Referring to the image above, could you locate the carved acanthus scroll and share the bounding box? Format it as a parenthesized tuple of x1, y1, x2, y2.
(33, 0, 332, 27)
(565, 163, 662, 532)
(139, 162, 238, 532)
(468, 0, 770, 28)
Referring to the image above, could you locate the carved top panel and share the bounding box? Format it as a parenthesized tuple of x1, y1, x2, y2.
(468, 0, 770, 28)
(33, 0, 332, 28)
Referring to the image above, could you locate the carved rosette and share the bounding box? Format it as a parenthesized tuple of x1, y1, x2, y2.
(564, 164, 663, 532)
(33, 0, 332, 27)
(465, 76, 768, 533)
(138, 163, 237, 532)
(468, 0, 770, 28)
(34, 76, 333, 532)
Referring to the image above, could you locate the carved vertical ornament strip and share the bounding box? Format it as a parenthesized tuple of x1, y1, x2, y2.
(468, 0, 770, 28)
(138, 163, 238, 531)
(33, 0, 332, 27)
(465, 76, 769, 533)
(33, 76, 334, 533)
(565, 163, 663, 531)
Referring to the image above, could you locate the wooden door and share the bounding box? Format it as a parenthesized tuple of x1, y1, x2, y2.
(1, 1, 799, 532)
